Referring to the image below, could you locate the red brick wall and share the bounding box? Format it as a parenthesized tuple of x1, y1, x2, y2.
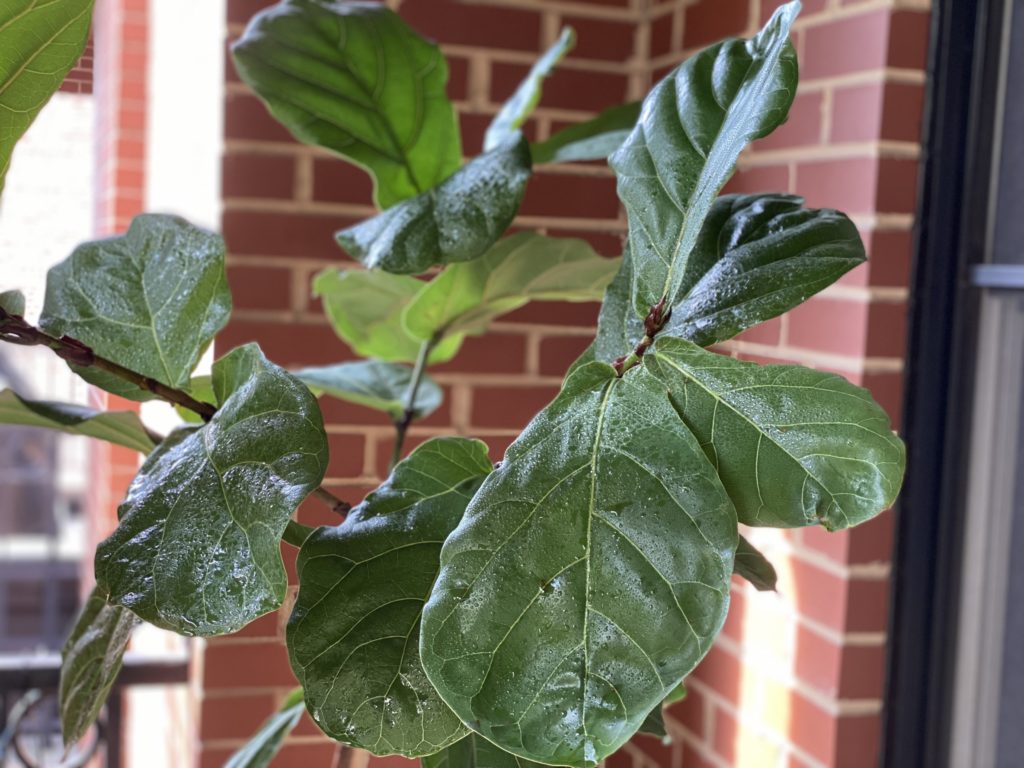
(205, 1, 930, 766)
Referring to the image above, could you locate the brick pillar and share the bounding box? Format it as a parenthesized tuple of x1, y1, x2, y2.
(209, 1, 929, 766)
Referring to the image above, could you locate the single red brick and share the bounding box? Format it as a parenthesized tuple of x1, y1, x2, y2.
(400, 1, 541, 51)
(539, 335, 594, 377)
(224, 93, 295, 144)
(563, 16, 635, 62)
(492, 63, 629, 113)
(199, 693, 277, 740)
(446, 54, 469, 101)
(228, 608, 281, 639)
(875, 158, 921, 214)
(226, 265, 293, 311)
(859, 371, 903, 424)
(313, 156, 378, 205)
(865, 229, 913, 288)
(433, 333, 528, 374)
(223, 153, 296, 200)
(203, 641, 298, 689)
(274, 743, 342, 767)
(218, 320, 352, 368)
(785, 297, 869, 356)
(845, 577, 890, 633)
(847, 508, 895, 564)
(801, 525, 850, 564)
(794, 157, 877, 214)
(882, 82, 926, 142)
(888, 11, 931, 71)
(326, 433, 366, 478)
(519, 173, 621, 220)
(831, 84, 884, 144)
(459, 112, 493, 156)
(755, 91, 824, 151)
(501, 300, 601, 328)
(802, 11, 890, 80)
(723, 163, 791, 196)
(200, 748, 237, 768)
(222, 210, 362, 260)
(684, 0, 750, 48)
(470, 385, 560, 430)
(779, 558, 847, 631)
(650, 12, 675, 59)
(865, 301, 909, 358)
(838, 643, 887, 699)
(835, 714, 883, 767)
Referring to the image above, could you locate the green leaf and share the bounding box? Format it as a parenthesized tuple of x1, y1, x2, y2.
(39, 214, 231, 401)
(734, 535, 777, 592)
(225, 688, 305, 768)
(59, 588, 138, 747)
(0, 0, 94, 197)
(288, 438, 492, 756)
(663, 682, 687, 706)
(485, 28, 576, 152)
(0, 389, 156, 453)
(176, 375, 216, 424)
(646, 337, 906, 531)
(665, 194, 866, 347)
(589, 246, 643, 365)
(337, 134, 533, 274)
(531, 102, 641, 165)
(423, 734, 545, 768)
(403, 233, 620, 342)
(313, 269, 464, 364)
(231, 0, 461, 209)
(638, 704, 667, 740)
(609, 3, 799, 314)
(95, 344, 329, 636)
(0, 289, 26, 316)
(421, 363, 736, 767)
(294, 359, 444, 421)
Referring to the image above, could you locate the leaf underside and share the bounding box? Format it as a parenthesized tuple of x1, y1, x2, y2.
(733, 535, 778, 591)
(289, 438, 492, 756)
(294, 359, 444, 421)
(95, 344, 328, 636)
(423, 733, 545, 768)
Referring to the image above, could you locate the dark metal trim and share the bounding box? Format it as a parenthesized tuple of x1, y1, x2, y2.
(970, 264, 1024, 289)
(882, 0, 1008, 764)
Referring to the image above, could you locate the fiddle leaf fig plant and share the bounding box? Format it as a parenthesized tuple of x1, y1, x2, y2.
(0, 1, 905, 766)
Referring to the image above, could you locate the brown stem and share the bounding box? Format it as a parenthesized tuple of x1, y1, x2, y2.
(0, 307, 351, 517)
(613, 297, 672, 377)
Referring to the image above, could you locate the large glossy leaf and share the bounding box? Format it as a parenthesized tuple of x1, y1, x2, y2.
(95, 344, 328, 636)
(294, 359, 443, 421)
(646, 337, 905, 530)
(403, 233, 619, 342)
(0, 0, 94, 197)
(734, 535, 777, 591)
(232, 0, 461, 209)
(421, 363, 736, 767)
(336, 134, 532, 274)
(531, 102, 641, 165)
(313, 269, 464, 364)
(289, 438, 492, 756)
(0, 289, 25, 316)
(39, 214, 231, 401)
(609, 3, 798, 314)
(0, 389, 156, 453)
(59, 588, 138, 747)
(423, 734, 544, 768)
(485, 28, 575, 152)
(665, 194, 866, 347)
(225, 688, 305, 768)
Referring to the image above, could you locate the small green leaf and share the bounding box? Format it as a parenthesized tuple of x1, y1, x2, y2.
(423, 734, 545, 768)
(59, 588, 138, 747)
(294, 359, 443, 420)
(663, 682, 687, 706)
(0, 389, 156, 453)
(0, 289, 26, 316)
(734, 535, 777, 591)
(638, 704, 667, 740)
(531, 102, 641, 165)
(589, 246, 643, 365)
(403, 233, 620, 342)
(289, 438, 492, 756)
(665, 194, 866, 347)
(39, 214, 231, 401)
(0, 0, 94, 197)
(646, 337, 906, 531)
(421, 363, 736, 767)
(313, 269, 464, 364)
(232, 0, 461, 209)
(610, 3, 799, 314)
(337, 134, 533, 274)
(95, 344, 329, 636)
(175, 375, 216, 424)
(485, 28, 576, 151)
(225, 688, 305, 768)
